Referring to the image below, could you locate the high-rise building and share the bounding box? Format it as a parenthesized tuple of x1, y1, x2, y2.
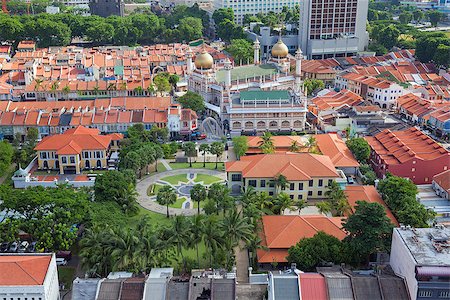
(90, 0, 124, 17)
(299, 0, 369, 59)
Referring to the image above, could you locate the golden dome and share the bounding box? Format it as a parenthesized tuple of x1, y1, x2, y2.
(194, 50, 214, 69)
(271, 39, 289, 58)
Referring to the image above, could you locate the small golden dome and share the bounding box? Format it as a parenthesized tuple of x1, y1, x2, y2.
(194, 50, 214, 69)
(271, 39, 289, 58)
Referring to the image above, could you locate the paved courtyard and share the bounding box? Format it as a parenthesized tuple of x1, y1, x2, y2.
(136, 168, 227, 216)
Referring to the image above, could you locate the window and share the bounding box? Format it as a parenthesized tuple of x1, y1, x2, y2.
(299, 183, 303, 190)
(62, 157, 67, 164)
(318, 179, 323, 187)
(439, 291, 450, 298)
(290, 183, 295, 190)
(290, 195, 294, 199)
(418, 290, 433, 298)
(70, 156, 75, 164)
(412, 168, 415, 172)
(309, 180, 313, 187)
(269, 181, 275, 188)
(298, 195, 303, 200)
(260, 180, 266, 188)
(308, 191, 313, 196)
(231, 174, 242, 182)
(318, 191, 323, 196)
(248, 180, 257, 187)
(328, 179, 333, 186)
(269, 192, 274, 196)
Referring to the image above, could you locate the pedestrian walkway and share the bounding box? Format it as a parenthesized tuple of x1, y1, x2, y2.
(159, 159, 172, 171)
(136, 168, 226, 216)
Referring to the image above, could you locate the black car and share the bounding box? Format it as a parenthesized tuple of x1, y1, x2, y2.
(0, 242, 9, 252)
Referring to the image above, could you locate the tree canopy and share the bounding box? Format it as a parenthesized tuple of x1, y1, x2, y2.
(177, 91, 205, 113)
(346, 138, 371, 162)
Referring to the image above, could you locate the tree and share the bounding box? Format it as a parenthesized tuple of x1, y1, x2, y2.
(343, 201, 393, 264)
(346, 138, 371, 163)
(212, 7, 234, 24)
(324, 180, 349, 216)
(232, 136, 248, 160)
(156, 186, 177, 218)
(0, 16, 24, 41)
(182, 142, 196, 168)
(169, 215, 191, 271)
(216, 19, 245, 42)
(399, 11, 412, 24)
(303, 79, 325, 96)
(415, 33, 449, 63)
(274, 174, 289, 195)
(434, 44, 450, 67)
(123, 151, 143, 176)
(153, 74, 171, 95)
(202, 216, 224, 266)
(208, 183, 230, 215)
(427, 10, 443, 27)
(209, 142, 224, 170)
(273, 192, 297, 214)
(94, 171, 136, 204)
(316, 201, 332, 215)
(86, 21, 114, 45)
(190, 184, 207, 214)
(199, 143, 210, 167)
(258, 132, 275, 154)
(370, 24, 400, 50)
(0, 141, 13, 176)
(177, 91, 205, 113)
(254, 191, 273, 214)
(288, 140, 301, 152)
(177, 17, 203, 42)
(34, 18, 71, 47)
(305, 136, 319, 153)
(189, 214, 205, 267)
(287, 232, 346, 271)
(413, 9, 424, 23)
(226, 39, 253, 65)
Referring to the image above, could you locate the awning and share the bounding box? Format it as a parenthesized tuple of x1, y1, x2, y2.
(416, 266, 450, 277)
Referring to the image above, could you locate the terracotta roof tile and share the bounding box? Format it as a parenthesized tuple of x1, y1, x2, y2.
(315, 134, 359, 168)
(0, 255, 51, 286)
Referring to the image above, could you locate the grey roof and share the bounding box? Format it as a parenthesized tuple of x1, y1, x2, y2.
(144, 278, 167, 300)
(273, 276, 300, 300)
(166, 279, 189, 300)
(211, 278, 235, 300)
(72, 278, 101, 300)
(378, 276, 409, 300)
(59, 113, 72, 126)
(351, 276, 382, 300)
(97, 279, 124, 300)
(322, 273, 354, 300)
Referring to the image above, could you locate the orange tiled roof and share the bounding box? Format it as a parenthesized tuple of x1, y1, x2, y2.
(433, 170, 450, 194)
(257, 215, 346, 263)
(312, 90, 363, 111)
(344, 185, 398, 226)
(225, 153, 339, 180)
(315, 134, 360, 168)
(365, 127, 449, 165)
(0, 255, 51, 285)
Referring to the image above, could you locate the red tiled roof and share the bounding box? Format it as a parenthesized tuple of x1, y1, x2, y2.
(225, 153, 339, 180)
(299, 273, 328, 300)
(257, 215, 346, 263)
(344, 185, 398, 226)
(312, 90, 363, 111)
(315, 134, 359, 168)
(433, 170, 450, 194)
(0, 255, 51, 286)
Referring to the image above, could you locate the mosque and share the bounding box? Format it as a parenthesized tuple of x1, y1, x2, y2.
(186, 38, 308, 135)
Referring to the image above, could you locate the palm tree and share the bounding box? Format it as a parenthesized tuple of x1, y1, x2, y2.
(273, 192, 296, 214)
(288, 140, 301, 152)
(274, 174, 289, 195)
(239, 186, 257, 206)
(325, 180, 348, 216)
(93, 85, 100, 96)
(110, 227, 140, 272)
(134, 86, 144, 96)
(170, 215, 191, 272)
(199, 143, 210, 168)
(118, 183, 139, 215)
(189, 215, 205, 267)
(156, 186, 177, 218)
(336, 198, 351, 217)
(258, 132, 275, 154)
(221, 209, 254, 246)
(107, 82, 116, 91)
(255, 191, 273, 214)
(62, 85, 70, 100)
(316, 201, 332, 215)
(190, 184, 207, 214)
(183, 142, 196, 168)
(246, 234, 267, 268)
(50, 81, 59, 92)
(79, 227, 115, 277)
(147, 84, 156, 96)
(34, 78, 43, 91)
(119, 81, 127, 91)
(203, 216, 224, 267)
(306, 136, 319, 153)
(209, 142, 224, 170)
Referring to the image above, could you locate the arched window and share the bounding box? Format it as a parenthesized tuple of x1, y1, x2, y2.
(269, 121, 278, 128)
(232, 122, 241, 129)
(245, 121, 253, 129)
(281, 121, 290, 128)
(293, 120, 302, 128)
(257, 121, 265, 128)
(85, 160, 90, 169)
(43, 161, 48, 169)
(96, 160, 102, 168)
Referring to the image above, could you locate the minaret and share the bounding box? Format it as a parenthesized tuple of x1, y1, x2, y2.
(224, 58, 232, 90)
(186, 47, 193, 74)
(294, 48, 303, 93)
(253, 38, 260, 65)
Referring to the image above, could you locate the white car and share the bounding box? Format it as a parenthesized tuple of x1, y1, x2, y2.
(18, 241, 29, 253)
(56, 258, 67, 266)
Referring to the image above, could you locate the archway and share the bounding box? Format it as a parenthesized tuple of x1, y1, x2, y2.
(245, 121, 253, 130)
(232, 122, 241, 129)
(200, 117, 223, 137)
(96, 160, 102, 168)
(43, 161, 48, 169)
(85, 160, 90, 169)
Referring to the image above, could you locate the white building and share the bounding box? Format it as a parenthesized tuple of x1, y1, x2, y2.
(0, 254, 60, 300)
(390, 227, 450, 300)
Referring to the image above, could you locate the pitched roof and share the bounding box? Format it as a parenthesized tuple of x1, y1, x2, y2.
(0, 255, 51, 286)
(344, 185, 398, 226)
(365, 127, 449, 165)
(311, 90, 363, 111)
(257, 215, 346, 263)
(299, 273, 328, 300)
(225, 153, 339, 180)
(315, 134, 360, 168)
(433, 170, 450, 194)
(35, 125, 119, 152)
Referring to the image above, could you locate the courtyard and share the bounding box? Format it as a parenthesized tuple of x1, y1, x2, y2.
(137, 168, 227, 215)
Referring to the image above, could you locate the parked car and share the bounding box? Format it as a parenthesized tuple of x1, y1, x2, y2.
(27, 241, 37, 253)
(18, 241, 29, 253)
(8, 241, 18, 252)
(347, 176, 355, 184)
(56, 251, 72, 261)
(0, 242, 9, 252)
(56, 258, 67, 266)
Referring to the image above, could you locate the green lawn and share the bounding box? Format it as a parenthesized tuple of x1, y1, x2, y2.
(169, 162, 225, 170)
(194, 174, 222, 185)
(181, 241, 209, 268)
(155, 162, 167, 172)
(147, 184, 164, 196)
(169, 197, 188, 209)
(58, 266, 76, 289)
(129, 205, 172, 227)
(161, 174, 189, 185)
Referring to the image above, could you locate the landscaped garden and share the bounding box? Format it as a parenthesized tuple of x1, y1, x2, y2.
(169, 162, 225, 170)
(193, 174, 222, 184)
